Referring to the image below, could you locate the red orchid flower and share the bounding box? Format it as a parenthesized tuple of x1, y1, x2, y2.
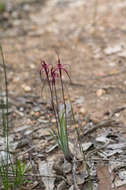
(52, 58, 71, 81)
(40, 60, 50, 79)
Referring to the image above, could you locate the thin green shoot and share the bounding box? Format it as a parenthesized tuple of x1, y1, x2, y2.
(0, 44, 9, 189)
(50, 111, 70, 160)
(0, 45, 30, 189)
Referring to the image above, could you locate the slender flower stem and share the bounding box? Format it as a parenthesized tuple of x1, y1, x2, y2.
(40, 61, 59, 135)
(47, 75, 60, 138)
(40, 58, 72, 161)
(53, 84, 60, 135)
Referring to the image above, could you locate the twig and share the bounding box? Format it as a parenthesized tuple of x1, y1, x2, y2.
(109, 106, 126, 118)
(82, 119, 120, 136)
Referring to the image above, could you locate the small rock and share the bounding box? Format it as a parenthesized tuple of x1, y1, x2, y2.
(33, 106, 40, 112)
(34, 112, 40, 117)
(96, 89, 106, 97)
(29, 64, 35, 69)
(51, 118, 56, 123)
(57, 181, 66, 190)
(79, 107, 87, 116)
(22, 84, 31, 92)
(19, 107, 24, 112)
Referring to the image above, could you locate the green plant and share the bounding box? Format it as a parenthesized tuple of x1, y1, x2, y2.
(40, 58, 72, 161)
(0, 45, 29, 189)
(13, 159, 30, 188)
(0, 158, 30, 189)
(50, 111, 70, 160)
(0, 44, 10, 189)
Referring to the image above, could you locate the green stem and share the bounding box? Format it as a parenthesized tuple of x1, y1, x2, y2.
(0, 45, 9, 189)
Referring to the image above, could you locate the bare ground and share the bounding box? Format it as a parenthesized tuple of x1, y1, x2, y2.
(1, 0, 126, 189)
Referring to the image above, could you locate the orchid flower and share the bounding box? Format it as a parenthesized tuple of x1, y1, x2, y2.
(51, 58, 71, 82)
(39, 58, 72, 162)
(40, 60, 50, 80)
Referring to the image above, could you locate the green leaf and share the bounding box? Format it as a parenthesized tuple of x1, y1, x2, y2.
(59, 111, 69, 156)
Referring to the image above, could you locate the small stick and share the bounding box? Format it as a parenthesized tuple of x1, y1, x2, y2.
(82, 119, 120, 137)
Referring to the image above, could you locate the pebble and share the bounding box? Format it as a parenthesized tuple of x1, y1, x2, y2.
(22, 84, 31, 92)
(33, 106, 41, 112)
(51, 118, 56, 123)
(96, 89, 106, 97)
(79, 107, 87, 116)
(34, 112, 40, 117)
